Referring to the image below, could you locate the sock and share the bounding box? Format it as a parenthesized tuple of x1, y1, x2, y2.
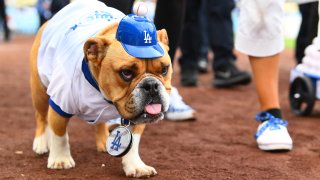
(265, 108, 282, 119)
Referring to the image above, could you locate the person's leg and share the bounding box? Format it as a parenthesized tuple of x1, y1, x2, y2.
(206, 0, 251, 87)
(318, 1, 320, 36)
(250, 54, 293, 151)
(0, 0, 10, 41)
(235, 0, 292, 151)
(249, 55, 280, 111)
(295, 3, 319, 64)
(295, 4, 309, 64)
(207, 0, 235, 64)
(308, 2, 319, 42)
(177, 0, 201, 86)
(197, 0, 209, 73)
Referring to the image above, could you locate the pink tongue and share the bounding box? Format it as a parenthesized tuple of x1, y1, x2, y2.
(144, 104, 162, 115)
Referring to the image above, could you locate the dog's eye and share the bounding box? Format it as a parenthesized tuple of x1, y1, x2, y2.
(120, 69, 134, 81)
(161, 66, 169, 76)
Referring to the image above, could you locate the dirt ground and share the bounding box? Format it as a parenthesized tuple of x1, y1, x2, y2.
(1, 35, 320, 179)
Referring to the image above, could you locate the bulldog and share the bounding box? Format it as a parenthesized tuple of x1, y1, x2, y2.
(29, 0, 172, 178)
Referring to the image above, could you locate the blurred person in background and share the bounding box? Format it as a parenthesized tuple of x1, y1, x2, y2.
(36, 0, 52, 26)
(196, 0, 209, 74)
(50, 0, 70, 16)
(178, 0, 251, 88)
(0, 0, 10, 41)
(36, 0, 70, 27)
(295, 1, 319, 64)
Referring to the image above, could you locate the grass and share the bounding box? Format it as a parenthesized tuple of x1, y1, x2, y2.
(285, 38, 296, 49)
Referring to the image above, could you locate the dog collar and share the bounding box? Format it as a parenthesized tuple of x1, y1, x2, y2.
(121, 118, 131, 125)
(82, 58, 113, 104)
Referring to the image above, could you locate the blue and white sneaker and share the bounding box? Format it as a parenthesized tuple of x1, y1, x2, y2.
(255, 112, 293, 151)
(165, 87, 196, 121)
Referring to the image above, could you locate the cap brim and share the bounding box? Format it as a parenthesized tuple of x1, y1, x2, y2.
(120, 42, 164, 59)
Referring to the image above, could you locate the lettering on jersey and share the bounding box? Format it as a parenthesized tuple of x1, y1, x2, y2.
(111, 130, 122, 151)
(87, 11, 114, 22)
(144, 30, 152, 44)
(70, 24, 78, 31)
(65, 11, 117, 36)
(65, 24, 78, 36)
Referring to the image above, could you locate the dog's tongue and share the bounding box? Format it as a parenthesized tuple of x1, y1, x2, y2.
(144, 104, 162, 115)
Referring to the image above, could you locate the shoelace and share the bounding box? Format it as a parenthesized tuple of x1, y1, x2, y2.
(255, 112, 288, 139)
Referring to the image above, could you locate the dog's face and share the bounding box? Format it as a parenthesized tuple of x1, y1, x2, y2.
(83, 22, 172, 124)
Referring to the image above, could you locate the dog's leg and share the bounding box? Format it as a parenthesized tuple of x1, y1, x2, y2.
(30, 80, 49, 154)
(95, 123, 109, 152)
(32, 109, 49, 155)
(122, 124, 157, 178)
(47, 106, 75, 169)
(30, 25, 50, 155)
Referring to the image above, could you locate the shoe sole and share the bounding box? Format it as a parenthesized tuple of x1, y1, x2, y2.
(258, 143, 293, 151)
(182, 82, 197, 87)
(214, 74, 251, 88)
(165, 111, 196, 121)
(198, 68, 208, 74)
(181, 77, 197, 87)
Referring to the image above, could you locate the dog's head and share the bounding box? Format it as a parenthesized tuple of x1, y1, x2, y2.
(83, 14, 172, 124)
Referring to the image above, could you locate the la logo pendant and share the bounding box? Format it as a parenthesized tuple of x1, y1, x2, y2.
(106, 119, 133, 157)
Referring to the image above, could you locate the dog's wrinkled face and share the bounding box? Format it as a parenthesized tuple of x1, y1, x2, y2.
(84, 22, 172, 124)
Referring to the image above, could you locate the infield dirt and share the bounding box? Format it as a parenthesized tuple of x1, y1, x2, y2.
(1, 35, 320, 179)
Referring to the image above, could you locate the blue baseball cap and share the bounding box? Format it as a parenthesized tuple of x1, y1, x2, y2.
(116, 14, 164, 59)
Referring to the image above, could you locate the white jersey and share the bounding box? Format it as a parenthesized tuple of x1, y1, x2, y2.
(37, 0, 125, 124)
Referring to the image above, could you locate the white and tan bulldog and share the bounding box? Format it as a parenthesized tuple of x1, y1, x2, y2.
(29, 0, 172, 178)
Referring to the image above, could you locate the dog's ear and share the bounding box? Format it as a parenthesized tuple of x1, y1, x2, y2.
(157, 29, 169, 51)
(83, 36, 113, 66)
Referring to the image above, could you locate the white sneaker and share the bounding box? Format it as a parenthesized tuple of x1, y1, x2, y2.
(165, 87, 196, 121)
(255, 112, 293, 151)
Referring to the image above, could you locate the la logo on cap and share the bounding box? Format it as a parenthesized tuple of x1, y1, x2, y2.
(144, 30, 152, 44)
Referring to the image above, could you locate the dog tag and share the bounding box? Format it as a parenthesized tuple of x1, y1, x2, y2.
(106, 126, 132, 157)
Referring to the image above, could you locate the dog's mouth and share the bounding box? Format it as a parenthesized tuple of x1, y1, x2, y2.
(144, 103, 162, 116)
(133, 103, 164, 124)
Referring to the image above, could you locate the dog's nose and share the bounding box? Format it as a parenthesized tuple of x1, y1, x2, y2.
(142, 80, 159, 95)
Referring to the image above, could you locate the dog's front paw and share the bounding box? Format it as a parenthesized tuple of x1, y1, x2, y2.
(33, 134, 49, 155)
(96, 145, 106, 152)
(96, 141, 106, 152)
(123, 162, 157, 178)
(47, 154, 75, 169)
